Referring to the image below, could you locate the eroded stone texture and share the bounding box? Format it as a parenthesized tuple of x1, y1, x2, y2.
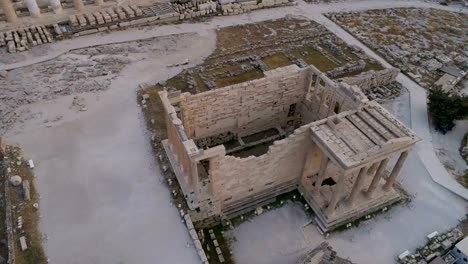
(161, 64, 420, 231)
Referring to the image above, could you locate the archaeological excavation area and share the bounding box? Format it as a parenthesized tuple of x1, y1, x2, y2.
(161, 64, 420, 232)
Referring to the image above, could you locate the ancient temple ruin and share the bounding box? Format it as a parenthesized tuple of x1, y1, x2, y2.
(161, 64, 419, 231)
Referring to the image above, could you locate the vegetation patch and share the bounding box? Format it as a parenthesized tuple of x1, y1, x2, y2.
(427, 88, 468, 133)
(154, 17, 382, 93)
(2, 145, 47, 264)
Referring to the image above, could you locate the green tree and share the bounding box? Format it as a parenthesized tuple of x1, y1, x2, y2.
(427, 88, 468, 129)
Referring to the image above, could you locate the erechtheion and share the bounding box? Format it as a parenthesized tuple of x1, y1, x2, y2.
(161, 64, 419, 231)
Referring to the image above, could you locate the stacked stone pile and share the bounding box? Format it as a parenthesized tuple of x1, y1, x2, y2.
(69, 5, 144, 29)
(0, 26, 54, 53)
(399, 228, 464, 264)
(220, 0, 289, 15)
(175, 0, 217, 19)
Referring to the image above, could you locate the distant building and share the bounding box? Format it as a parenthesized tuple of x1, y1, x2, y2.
(451, 236, 468, 264)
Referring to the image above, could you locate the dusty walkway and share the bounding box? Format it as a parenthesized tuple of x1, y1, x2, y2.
(6, 31, 216, 264)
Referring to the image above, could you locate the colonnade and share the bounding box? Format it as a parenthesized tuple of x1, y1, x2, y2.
(315, 150, 410, 216)
(1, 0, 104, 23)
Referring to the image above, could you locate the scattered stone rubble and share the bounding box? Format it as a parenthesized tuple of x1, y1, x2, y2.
(296, 242, 354, 264)
(399, 228, 464, 264)
(328, 8, 467, 89)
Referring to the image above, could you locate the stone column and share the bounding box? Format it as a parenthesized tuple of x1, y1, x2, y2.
(325, 171, 346, 216)
(383, 151, 409, 191)
(314, 155, 329, 191)
(49, 0, 62, 13)
(73, 0, 85, 12)
(0, 0, 17, 22)
(95, 0, 104, 5)
(368, 162, 378, 176)
(348, 166, 368, 206)
(366, 158, 389, 197)
(25, 0, 40, 18)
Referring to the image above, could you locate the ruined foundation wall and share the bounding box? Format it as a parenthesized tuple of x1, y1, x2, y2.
(161, 91, 198, 189)
(338, 68, 399, 91)
(179, 65, 309, 139)
(208, 124, 320, 206)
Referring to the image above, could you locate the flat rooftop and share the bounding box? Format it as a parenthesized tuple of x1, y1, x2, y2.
(310, 102, 420, 169)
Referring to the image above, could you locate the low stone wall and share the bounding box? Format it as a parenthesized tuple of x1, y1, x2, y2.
(183, 213, 209, 264)
(338, 67, 400, 91)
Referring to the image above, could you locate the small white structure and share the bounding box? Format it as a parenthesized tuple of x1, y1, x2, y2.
(19, 236, 27, 251)
(398, 250, 410, 260)
(451, 236, 468, 263)
(28, 159, 34, 169)
(427, 231, 439, 240)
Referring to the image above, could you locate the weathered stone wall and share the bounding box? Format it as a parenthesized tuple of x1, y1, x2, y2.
(160, 91, 199, 192)
(208, 123, 320, 206)
(301, 66, 368, 123)
(338, 68, 399, 91)
(179, 65, 309, 139)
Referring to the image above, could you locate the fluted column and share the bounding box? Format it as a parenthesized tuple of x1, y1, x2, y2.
(368, 162, 378, 176)
(366, 158, 389, 198)
(325, 171, 345, 216)
(0, 0, 17, 22)
(314, 155, 329, 191)
(383, 151, 409, 191)
(49, 0, 62, 13)
(25, 0, 40, 18)
(348, 166, 368, 206)
(73, 0, 85, 11)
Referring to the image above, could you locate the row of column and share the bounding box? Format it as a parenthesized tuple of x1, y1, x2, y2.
(1, 0, 104, 23)
(316, 150, 409, 216)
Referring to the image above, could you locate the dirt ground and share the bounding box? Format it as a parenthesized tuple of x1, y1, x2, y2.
(3, 31, 216, 264)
